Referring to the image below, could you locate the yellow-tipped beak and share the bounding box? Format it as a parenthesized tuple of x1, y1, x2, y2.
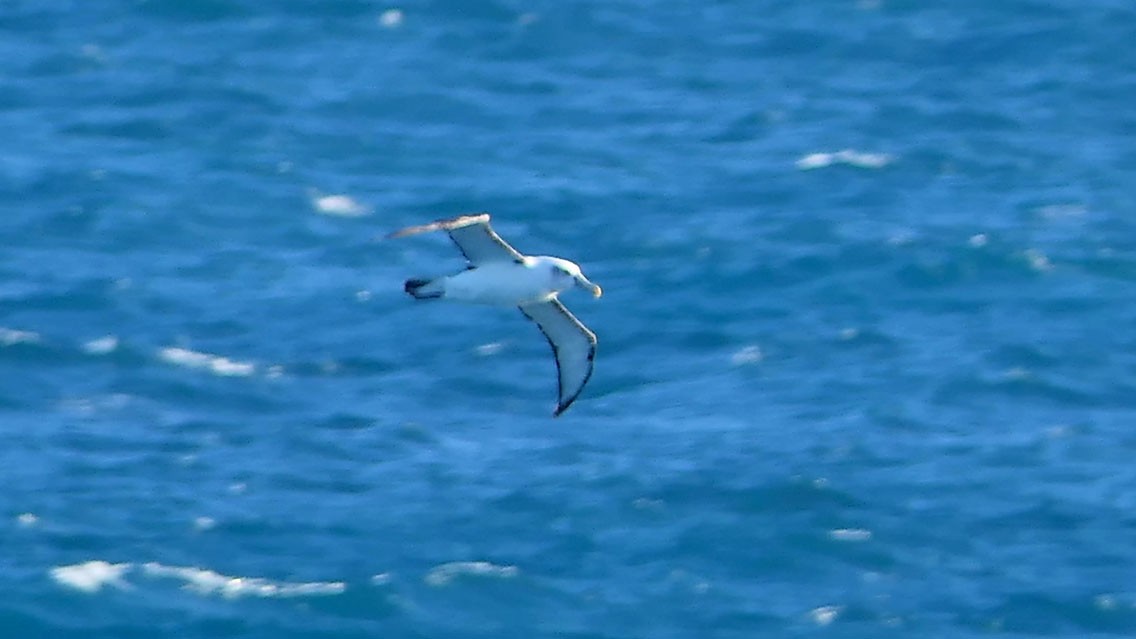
(592, 284, 603, 299)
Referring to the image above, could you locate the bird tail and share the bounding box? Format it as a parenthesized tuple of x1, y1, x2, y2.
(404, 277, 444, 300)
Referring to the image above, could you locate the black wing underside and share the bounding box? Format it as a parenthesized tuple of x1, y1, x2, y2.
(519, 299, 597, 416)
(387, 213, 525, 265)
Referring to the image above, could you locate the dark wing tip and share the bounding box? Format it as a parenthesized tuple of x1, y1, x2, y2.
(551, 341, 596, 417)
(519, 302, 596, 418)
(553, 394, 577, 417)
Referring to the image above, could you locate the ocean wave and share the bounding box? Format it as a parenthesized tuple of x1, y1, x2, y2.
(424, 561, 519, 587)
(81, 335, 119, 355)
(158, 347, 256, 377)
(49, 561, 131, 594)
(795, 149, 892, 170)
(308, 190, 370, 217)
(142, 563, 346, 599)
(49, 561, 345, 599)
(0, 327, 41, 347)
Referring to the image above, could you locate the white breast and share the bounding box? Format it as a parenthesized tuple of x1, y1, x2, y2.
(444, 262, 554, 306)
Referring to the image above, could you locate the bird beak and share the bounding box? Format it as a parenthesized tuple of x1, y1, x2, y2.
(577, 276, 602, 298)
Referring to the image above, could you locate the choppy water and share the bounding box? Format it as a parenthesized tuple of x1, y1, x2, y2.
(4, 1, 1136, 637)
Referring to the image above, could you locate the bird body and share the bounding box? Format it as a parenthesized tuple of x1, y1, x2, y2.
(389, 213, 601, 416)
(416, 257, 596, 306)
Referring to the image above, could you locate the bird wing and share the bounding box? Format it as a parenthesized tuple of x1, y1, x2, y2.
(387, 213, 525, 265)
(519, 299, 597, 416)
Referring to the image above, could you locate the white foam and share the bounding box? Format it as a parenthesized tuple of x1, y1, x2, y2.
(795, 149, 892, 170)
(310, 191, 369, 217)
(632, 497, 664, 512)
(379, 8, 404, 28)
(159, 347, 256, 377)
(1036, 203, 1087, 220)
(1023, 248, 1052, 272)
(886, 229, 916, 246)
(142, 563, 345, 599)
(1095, 594, 1122, 610)
(50, 561, 132, 593)
(0, 327, 40, 346)
(828, 528, 872, 542)
(424, 561, 519, 587)
(16, 513, 39, 527)
(51, 560, 345, 599)
(193, 516, 217, 532)
(730, 345, 763, 366)
(810, 605, 843, 626)
(82, 335, 119, 355)
(475, 342, 504, 357)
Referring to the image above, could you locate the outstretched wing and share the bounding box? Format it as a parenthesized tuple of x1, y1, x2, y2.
(387, 213, 525, 265)
(519, 299, 597, 417)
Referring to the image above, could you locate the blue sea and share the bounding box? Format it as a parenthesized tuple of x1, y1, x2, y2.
(4, 0, 1136, 636)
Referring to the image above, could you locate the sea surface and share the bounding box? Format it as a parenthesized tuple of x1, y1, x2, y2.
(3, 1, 1136, 637)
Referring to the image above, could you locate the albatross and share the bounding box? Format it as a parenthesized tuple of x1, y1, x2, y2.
(388, 213, 602, 416)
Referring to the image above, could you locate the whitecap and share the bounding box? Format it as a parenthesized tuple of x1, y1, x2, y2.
(828, 528, 872, 542)
(1095, 594, 1119, 610)
(142, 563, 345, 599)
(632, 497, 664, 511)
(730, 345, 763, 366)
(17, 513, 39, 527)
(1035, 203, 1087, 220)
(0, 327, 40, 346)
(810, 605, 843, 626)
(795, 149, 892, 170)
(82, 335, 119, 355)
(424, 561, 518, 587)
(158, 347, 256, 377)
(475, 342, 504, 357)
(1023, 248, 1052, 272)
(309, 190, 370, 217)
(193, 516, 216, 532)
(50, 561, 132, 593)
(378, 8, 404, 28)
(886, 229, 916, 246)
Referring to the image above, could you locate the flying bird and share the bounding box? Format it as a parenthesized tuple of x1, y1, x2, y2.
(388, 213, 602, 416)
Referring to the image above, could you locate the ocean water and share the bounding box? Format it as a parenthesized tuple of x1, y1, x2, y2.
(3, 0, 1136, 636)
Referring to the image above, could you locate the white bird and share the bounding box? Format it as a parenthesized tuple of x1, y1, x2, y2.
(388, 213, 602, 416)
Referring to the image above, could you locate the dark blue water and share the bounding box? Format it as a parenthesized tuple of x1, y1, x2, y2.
(4, 1, 1136, 636)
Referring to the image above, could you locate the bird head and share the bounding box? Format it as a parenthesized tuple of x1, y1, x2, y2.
(546, 258, 602, 299)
